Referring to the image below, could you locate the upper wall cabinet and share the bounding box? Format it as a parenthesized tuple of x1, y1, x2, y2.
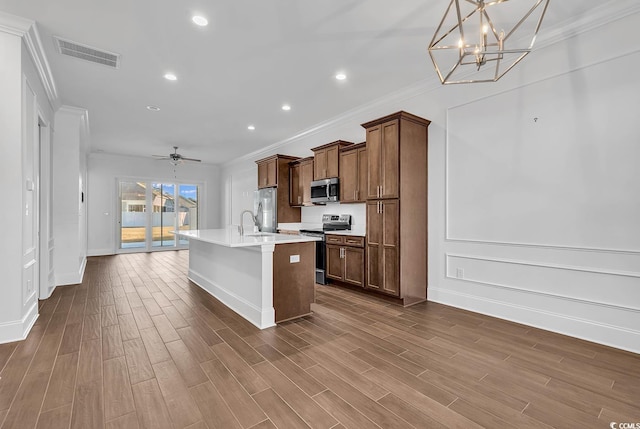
(289, 156, 314, 207)
(255, 154, 301, 222)
(257, 156, 278, 188)
(364, 119, 400, 199)
(311, 140, 353, 180)
(339, 142, 367, 204)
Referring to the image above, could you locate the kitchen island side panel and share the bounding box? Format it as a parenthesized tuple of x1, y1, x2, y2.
(187, 239, 276, 329)
(273, 242, 315, 323)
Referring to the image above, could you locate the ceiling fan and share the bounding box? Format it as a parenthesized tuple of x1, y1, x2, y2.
(153, 146, 201, 165)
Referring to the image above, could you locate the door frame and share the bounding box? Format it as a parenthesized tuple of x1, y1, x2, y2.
(37, 112, 53, 299)
(116, 178, 203, 253)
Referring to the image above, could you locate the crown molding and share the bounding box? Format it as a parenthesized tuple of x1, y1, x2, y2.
(536, 0, 640, 49)
(222, 1, 640, 170)
(0, 11, 31, 35)
(0, 11, 59, 111)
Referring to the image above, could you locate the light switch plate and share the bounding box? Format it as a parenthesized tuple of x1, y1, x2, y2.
(290, 255, 300, 263)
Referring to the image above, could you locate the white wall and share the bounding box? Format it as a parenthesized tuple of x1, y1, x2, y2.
(87, 152, 221, 255)
(0, 14, 56, 343)
(52, 106, 89, 286)
(0, 28, 28, 343)
(220, 7, 640, 353)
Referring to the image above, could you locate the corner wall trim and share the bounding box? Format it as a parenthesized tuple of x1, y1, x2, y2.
(0, 301, 39, 345)
(0, 11, 59, 110)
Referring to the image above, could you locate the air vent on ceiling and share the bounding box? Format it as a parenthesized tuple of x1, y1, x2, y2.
(54, 36, 120, 69)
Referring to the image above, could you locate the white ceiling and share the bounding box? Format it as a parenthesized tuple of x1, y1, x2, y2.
(0, 0, 609, 164)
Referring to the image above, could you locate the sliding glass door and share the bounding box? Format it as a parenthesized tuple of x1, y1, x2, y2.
(119, 180, 200, 252)
(178, 184, 199, 246)
(152, 183, 175, 248)
(120, 181, 148, 249)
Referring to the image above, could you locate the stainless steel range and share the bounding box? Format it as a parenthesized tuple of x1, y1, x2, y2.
(299, 214, 351, 285)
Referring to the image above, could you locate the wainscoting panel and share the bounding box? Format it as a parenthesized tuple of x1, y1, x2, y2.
(436, 253, 640, 353)
(445, 50, 640, 253)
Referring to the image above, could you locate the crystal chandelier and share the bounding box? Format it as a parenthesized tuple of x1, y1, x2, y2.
(428, 0, 550, 84)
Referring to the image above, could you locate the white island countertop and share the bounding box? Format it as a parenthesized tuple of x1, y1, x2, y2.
(175, 229, 320, 248)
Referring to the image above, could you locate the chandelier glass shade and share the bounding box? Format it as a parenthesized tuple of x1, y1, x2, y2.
(428, 0, 550, 84)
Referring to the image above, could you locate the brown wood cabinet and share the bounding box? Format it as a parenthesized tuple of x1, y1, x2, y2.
(366, 119, 400, 199)
(289, 157, 314, 207)
(362, 111, 430, 306)
(273, 242, 315, 323)
(311, 140, 353, 180)
(257, 156, 278, 189)
(255, 154, 301, 223)
(366, 200, 399, 296)
(325, 234, 365, 288)
(339, 142, 367, 203)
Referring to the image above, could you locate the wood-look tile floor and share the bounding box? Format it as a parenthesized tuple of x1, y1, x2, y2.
(1, 251, 638, 429)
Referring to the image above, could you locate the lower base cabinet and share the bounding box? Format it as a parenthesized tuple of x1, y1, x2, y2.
(325, 235, 365, 287)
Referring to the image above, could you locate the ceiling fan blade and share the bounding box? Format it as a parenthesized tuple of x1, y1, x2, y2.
(152, 155, 171, 159)
(180, 157, 202, 162)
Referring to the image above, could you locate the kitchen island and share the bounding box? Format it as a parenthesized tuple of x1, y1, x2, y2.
(174, 229, 319, 329)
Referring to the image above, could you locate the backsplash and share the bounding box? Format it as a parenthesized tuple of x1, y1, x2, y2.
(301, 203, 366, 229)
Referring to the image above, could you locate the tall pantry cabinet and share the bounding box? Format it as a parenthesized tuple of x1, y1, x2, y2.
(362, 111, 430, 306)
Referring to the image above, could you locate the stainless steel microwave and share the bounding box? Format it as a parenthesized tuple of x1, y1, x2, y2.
(310, 178, 339, 203)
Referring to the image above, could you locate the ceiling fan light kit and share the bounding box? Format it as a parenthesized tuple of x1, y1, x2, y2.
(153, 146, 202, 165)
(428, 0, 550, 84)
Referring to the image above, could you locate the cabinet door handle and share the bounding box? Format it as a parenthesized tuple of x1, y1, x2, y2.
(355, 189, 359, 200)
(380, 201, 383, 214)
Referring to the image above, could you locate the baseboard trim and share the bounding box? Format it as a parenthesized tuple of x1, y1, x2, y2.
(428, 287, 640, 354)
(78, 256, 86, 283)
(87, 248, 115, 257)
(188, 268, 275, 330)
(0, 302, 39, 344)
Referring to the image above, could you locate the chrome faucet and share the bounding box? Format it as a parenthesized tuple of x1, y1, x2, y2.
(239, 210, 257, 236)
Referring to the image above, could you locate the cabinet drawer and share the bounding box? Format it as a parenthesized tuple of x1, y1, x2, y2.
(325, 235, 344, 245)
(343, 236, 365, 247)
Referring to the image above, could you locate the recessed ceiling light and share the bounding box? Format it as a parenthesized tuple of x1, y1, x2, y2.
(164, 73, 177, 81)
(335, 73, 347, 80)
(281, 104, 291, 111)
(247, 125, 256, 131)
(192, 15, 208, 26)
(146, 105, 161, 111)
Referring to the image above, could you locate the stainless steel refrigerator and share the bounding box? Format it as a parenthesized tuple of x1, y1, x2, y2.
(254, 188, 277, 232)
